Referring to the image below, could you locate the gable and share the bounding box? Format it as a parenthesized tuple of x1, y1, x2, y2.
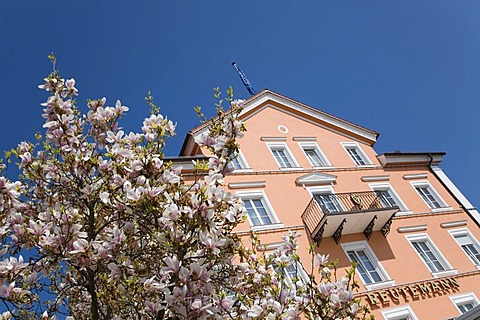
(240, 91, 378, 144)
(180, 89, 378, 156)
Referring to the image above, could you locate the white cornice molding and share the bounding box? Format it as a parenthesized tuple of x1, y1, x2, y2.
(260, 137, 287, 142)
(292, 137, 317, 141)
(361, 175, 390, 182)
(397, 225, 427, 233)
(403, 174, 428, 180)
(440, 220, 468, 228)
(228, 181, 266, 189)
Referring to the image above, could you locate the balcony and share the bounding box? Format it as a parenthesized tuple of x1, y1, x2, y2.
(301, 191, 398, 244)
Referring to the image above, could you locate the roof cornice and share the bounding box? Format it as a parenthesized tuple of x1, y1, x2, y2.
(377, 152, 446, 167)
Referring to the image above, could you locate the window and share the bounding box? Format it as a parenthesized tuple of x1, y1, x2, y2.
(341, 142, 372, 166)
(416, 187, 441, 209)
(450, 293, 479, 314)
(411, 181, 447, 210)
(342, 241, 393, 290)
(237, 191, 279, 228)
(376, 190, 397, 207)
(267, 143, 298, 169)
(458, 302, 476, 314)
(382, 306, 418, 320)
(228, 151, 249, 171)
(347, 249, 383, 284)
(274, 261, 308, 287)
(310, 187, 343, 214)
(347, 147, 366, 165)
(370, 183, 409, 212)
(244, 198, 272, 225)
(450, 229, 480, 267)
(314, 193, 343, 213)
(230, 156, 243, 170)
(407, 234, 455, 276)
(299, 142, 330, 167)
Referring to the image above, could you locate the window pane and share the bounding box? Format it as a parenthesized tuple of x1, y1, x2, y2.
(357, 250, 382, 282)
(230, 157, 242, 169)
(244, 200, 260, 226)
(463, 244, 480, 264)
(348, 250, 382, 284)
(375, 190, 397, 208)
(454, 234, 480, 264)
(412, 240, 445, 272)
(346, 147, 366, 165)
(416, 187, 441, 209)
(252, 199, 271, 225)
(304, 148, 325, 167)
(244, 199, 272, 226)
(458, 302, 475, 313)
(348, 252, 371, 284)
(315, 194, 342, 213)
(272, 149, 293, 168)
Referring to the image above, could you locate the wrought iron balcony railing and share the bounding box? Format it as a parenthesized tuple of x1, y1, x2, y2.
(301, 191, 398, 245)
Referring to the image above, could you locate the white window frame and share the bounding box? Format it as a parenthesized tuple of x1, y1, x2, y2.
(341, 241, 395, 290)
(410, 181, 451, 212)
(308, 186, 345, 214)
(450, 293, 479, 315)
(406, 234, 457, 278)
(273, 260, 309, 287)
(369, 183, 410, 214)
(236, 191, 282, 231)
(382, 305, 418, 320)
(298, 142, 331, 168)
(341, 142, 373, 167)
(228, 150, 251, 172)
(449, 228, 480, 269)
(262, 244, 309, 291)
(267, 142, 299, 170)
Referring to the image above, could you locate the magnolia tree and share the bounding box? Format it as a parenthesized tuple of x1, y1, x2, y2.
(0, 59, 368, 319)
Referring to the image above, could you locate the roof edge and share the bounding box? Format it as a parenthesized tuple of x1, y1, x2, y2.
(378, 152, 446, 167)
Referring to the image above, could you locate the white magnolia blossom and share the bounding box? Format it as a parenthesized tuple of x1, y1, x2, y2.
(0, 65, 366, 319)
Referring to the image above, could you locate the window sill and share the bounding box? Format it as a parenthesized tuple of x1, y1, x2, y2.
(431, 207, 453, 213)
(312, 165, 334, 169)
(395, 210, 413, 216)
(279, 167, 302, 171)
(356, 164, 376, 169)
(365, 279, 396, 291)
(232, 168, 253, 173)
(251, 223, 285, 232)
(432, 269, 458, 278)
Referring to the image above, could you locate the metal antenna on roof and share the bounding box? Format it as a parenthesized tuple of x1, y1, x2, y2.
(232, 62, 256, 96)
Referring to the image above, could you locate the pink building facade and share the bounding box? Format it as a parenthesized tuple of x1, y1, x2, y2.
(179, 90, 480, 320)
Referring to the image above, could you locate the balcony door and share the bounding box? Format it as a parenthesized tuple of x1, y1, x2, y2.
(313, 192, 343, 214)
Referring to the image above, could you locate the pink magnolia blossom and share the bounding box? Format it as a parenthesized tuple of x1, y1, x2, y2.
(0, 67, 364, 319)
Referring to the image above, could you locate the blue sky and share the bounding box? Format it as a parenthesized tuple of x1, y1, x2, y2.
(0, 1, 479, 208)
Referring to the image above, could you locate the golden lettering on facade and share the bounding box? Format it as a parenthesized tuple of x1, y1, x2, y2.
(379, 290, 390, 303)
(365, 277, 460, 306)
(449, 278, 460, 288)
(430, 280, 442, 292)
(388, 288, 400, 301)
(417, 282, 431, 294)
(439, 279, 450, 290)
(397, 286, 410, 300)
(407, 284, 419, 298)
(367, 293, 379, 305)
